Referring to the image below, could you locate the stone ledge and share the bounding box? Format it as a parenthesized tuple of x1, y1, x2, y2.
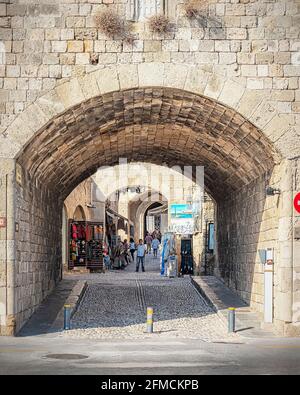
(284, 322, 300, 337)
(51, 280, 87, 332)
(191, 275, 276, 339)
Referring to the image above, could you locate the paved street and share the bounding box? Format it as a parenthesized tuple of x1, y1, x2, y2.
(0, 335, 300, 375)
(0, 253, 299, 375)
(63, 253, 237, 342)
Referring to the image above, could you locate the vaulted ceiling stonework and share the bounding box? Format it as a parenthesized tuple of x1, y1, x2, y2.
(18, 87, 277, 201)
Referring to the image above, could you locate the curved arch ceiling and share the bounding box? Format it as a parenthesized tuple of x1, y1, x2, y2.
(17, 87, 278, 201)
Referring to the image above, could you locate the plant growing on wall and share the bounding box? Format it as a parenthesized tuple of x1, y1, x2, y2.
(148, 14, 170, 34)
(94, 9, 135, 43)
(183, 0, 206, 18)
(94, 9, 124, 38)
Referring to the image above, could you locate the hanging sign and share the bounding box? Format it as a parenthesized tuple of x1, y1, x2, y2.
(294, 193, 300, 214)
(170, 204, 194, 235)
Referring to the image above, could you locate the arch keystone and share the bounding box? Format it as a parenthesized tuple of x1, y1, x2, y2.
(163, 64, 189, 90)
(94, 66, 120, 94)
(138, 63, 165, 87)
(117, 64, 139, 90)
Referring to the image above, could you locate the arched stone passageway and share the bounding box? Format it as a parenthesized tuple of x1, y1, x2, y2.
(143, 201, 164, 238)
(16, 86, 277, 200)
(0, 79, 296, 337)
(129, 190, 168, 240)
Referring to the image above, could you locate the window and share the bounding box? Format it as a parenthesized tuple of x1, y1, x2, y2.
(139, 0, 163, 20)
(127, 0, 166, 22)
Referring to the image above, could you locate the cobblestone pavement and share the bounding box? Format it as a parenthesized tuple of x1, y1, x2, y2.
(63, 253, 239, 342)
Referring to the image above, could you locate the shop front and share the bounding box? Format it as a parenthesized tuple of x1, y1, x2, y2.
(69, 220, 104, 272)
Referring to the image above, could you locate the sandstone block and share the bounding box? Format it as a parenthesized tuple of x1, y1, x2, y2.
(94, 66, 119, 94)
(67, 40, 84, 53)
(56, 78, 84, 108)
(138, 62, 164, 87)
(117, 64, 138, 90)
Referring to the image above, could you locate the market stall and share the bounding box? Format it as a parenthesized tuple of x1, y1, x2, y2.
(69, 220, 104, 271)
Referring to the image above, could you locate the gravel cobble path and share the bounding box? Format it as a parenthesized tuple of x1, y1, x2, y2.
(63, 254, 239, 342)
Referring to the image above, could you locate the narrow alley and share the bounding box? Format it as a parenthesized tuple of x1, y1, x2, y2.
(63, 253, 237, 343)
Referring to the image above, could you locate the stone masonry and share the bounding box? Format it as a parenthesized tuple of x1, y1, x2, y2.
(0, 0, 299, 335)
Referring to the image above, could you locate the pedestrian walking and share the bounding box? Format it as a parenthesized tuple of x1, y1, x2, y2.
(136, 239, 146, 272)
(145, 233, 153, 254)
(123, 239, 130, 265)
(116, 240, 126, 269)
(129, 237, 136, 262)
(152, 236, 160, 258)
(157, 231, 162, 242)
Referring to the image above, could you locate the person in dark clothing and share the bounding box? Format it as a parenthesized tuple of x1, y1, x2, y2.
(129, 237, 136, 262)
(123, 239, 130, 265)
(136, 239, 146, 272)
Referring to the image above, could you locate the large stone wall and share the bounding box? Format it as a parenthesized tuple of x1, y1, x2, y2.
(217, 173, 275, 315)
(0, 159, 15, 335)
(14, 172, 62, 333)
(216, 161, 295, 333)
(0, 0, 299, 335)
(0, 0, 299, 162)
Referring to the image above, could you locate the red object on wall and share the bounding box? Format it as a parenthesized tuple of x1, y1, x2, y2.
(0, 217, 6, 228)
(294, 193, 300, 214)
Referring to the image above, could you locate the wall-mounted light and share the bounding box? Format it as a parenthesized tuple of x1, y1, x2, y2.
(266, 187, 281, 196)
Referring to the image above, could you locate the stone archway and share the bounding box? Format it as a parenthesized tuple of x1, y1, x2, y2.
(0, 63, 284, 161)
(73, 205, 86, 221)
(0, 63, 297, 336)
(129, 190, 168, 240)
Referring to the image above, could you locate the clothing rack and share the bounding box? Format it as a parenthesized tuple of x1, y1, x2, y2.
(68, 220, 104, 271)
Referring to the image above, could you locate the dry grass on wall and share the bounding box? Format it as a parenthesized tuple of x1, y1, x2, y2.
(183, 0, 207, 18)
(94, 9, 124, 38)
(148, 14, 170, 34)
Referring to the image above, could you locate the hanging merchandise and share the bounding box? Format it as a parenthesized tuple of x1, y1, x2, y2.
(94, 224, 103, 240)
(72, 223, 78, 239)
(68, 220, 104, 271)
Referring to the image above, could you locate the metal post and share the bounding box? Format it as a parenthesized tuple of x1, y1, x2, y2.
(228, 308, 236, 333)
(64, 304, 71, 330)
(147, 307, 154, 333)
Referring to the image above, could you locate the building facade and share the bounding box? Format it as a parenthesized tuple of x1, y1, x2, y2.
(0, 0, 299, 336)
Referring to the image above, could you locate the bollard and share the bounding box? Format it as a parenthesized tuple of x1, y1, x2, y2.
(64, 304, 71, 330)
(228, 308, 236, 333)
(147, 307, 154, 333)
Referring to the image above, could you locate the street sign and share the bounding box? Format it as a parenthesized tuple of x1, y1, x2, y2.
(294, 193, 300, 214)
(0, 217, 7, 228)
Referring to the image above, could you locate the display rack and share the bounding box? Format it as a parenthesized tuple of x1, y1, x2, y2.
(86, 222, 104, 271)
(68, 220, 104, 271)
